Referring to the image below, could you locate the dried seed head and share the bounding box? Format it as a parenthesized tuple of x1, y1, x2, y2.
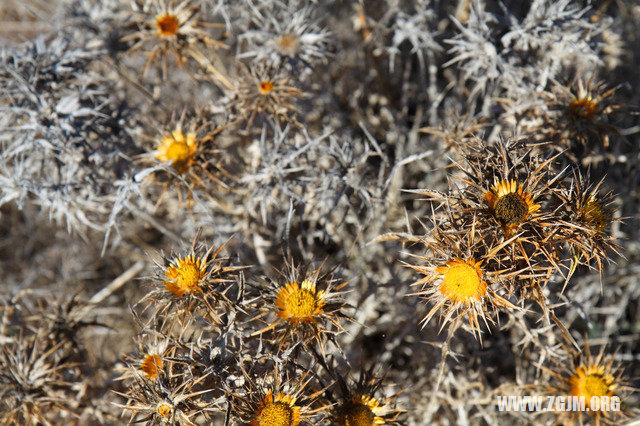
(484, 179, 540, 233)
(541, 78, 623, 150)
(494, 193, 529, 226)
(554, 173, 620, 282)
(276, 33, 300, 57)
(239, 3, 330, 68)
(338, 394, 382, 426)
(582, 197, 608, 232)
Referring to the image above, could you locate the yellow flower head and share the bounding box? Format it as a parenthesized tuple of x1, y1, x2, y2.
(250, 391, 301, 426)
(484, 179, 540, 234)
(259, 81, 275, 95)
(407, 239, 518, 341)
(156, 13, 181, 36)
(164, 255, 206, 297)
(275, 280, 326, 325)
(546, 341, 633, 425)
(155, 129, 198, 174)
(140, 354, 163, 380)
(435, 258, 487, 304)
(156, 402, 173, 418)
(569, 364, 617, 403)
(338, 394, 385, 426)
(252, 265, 350, 350)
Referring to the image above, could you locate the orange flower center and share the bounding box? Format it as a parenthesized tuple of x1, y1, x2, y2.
(157, 402, 172, 418)
(570, 97, 598, 120)
(494, 193, 529, 226)
(156, 130, 197, 174)
(156, 14, 180, 36)
(140, 354, 163, 380)
(439, 261, 486, 303)
(257, 402, 294, 426)
(259, 81, 275, 95)
(165, 258, 204, 297)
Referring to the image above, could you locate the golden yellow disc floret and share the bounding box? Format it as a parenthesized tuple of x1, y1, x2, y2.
(156, 402, 172, 418)
(251, 393, 300, 426)
(155, 130, 198, 174)
(164, 256, 205, 297)
(437, 259, 487, 304)
(275, 280, 325, 324)
(257, 402, 294, 426)
(569, 365, 616, 404)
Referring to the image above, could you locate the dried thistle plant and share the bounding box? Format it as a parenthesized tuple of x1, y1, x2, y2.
(404, 219, 519, 341)
(542, 339, 638, 426)
(0, 36, 139, 233)
(115, 364, 217, 425)
(0, 337, 81, 424)
(137, 232, 245, 326)
(141, 112, 233, 197)
(237, 1, 331, 71)
(332, 368, 404, 426)
(123, 0, 228, 82)
(251, 259, 352, 354)
(2, 1, 639, 425)
(230, 364, 329, 426)
(543, 78, 624, 152)
(229, 63, 303, 126)
(552, 171, 621, 286)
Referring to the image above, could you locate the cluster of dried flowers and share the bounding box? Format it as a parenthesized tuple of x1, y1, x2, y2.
(1, 0, 639, 425)
(113, 236, 402, 424)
